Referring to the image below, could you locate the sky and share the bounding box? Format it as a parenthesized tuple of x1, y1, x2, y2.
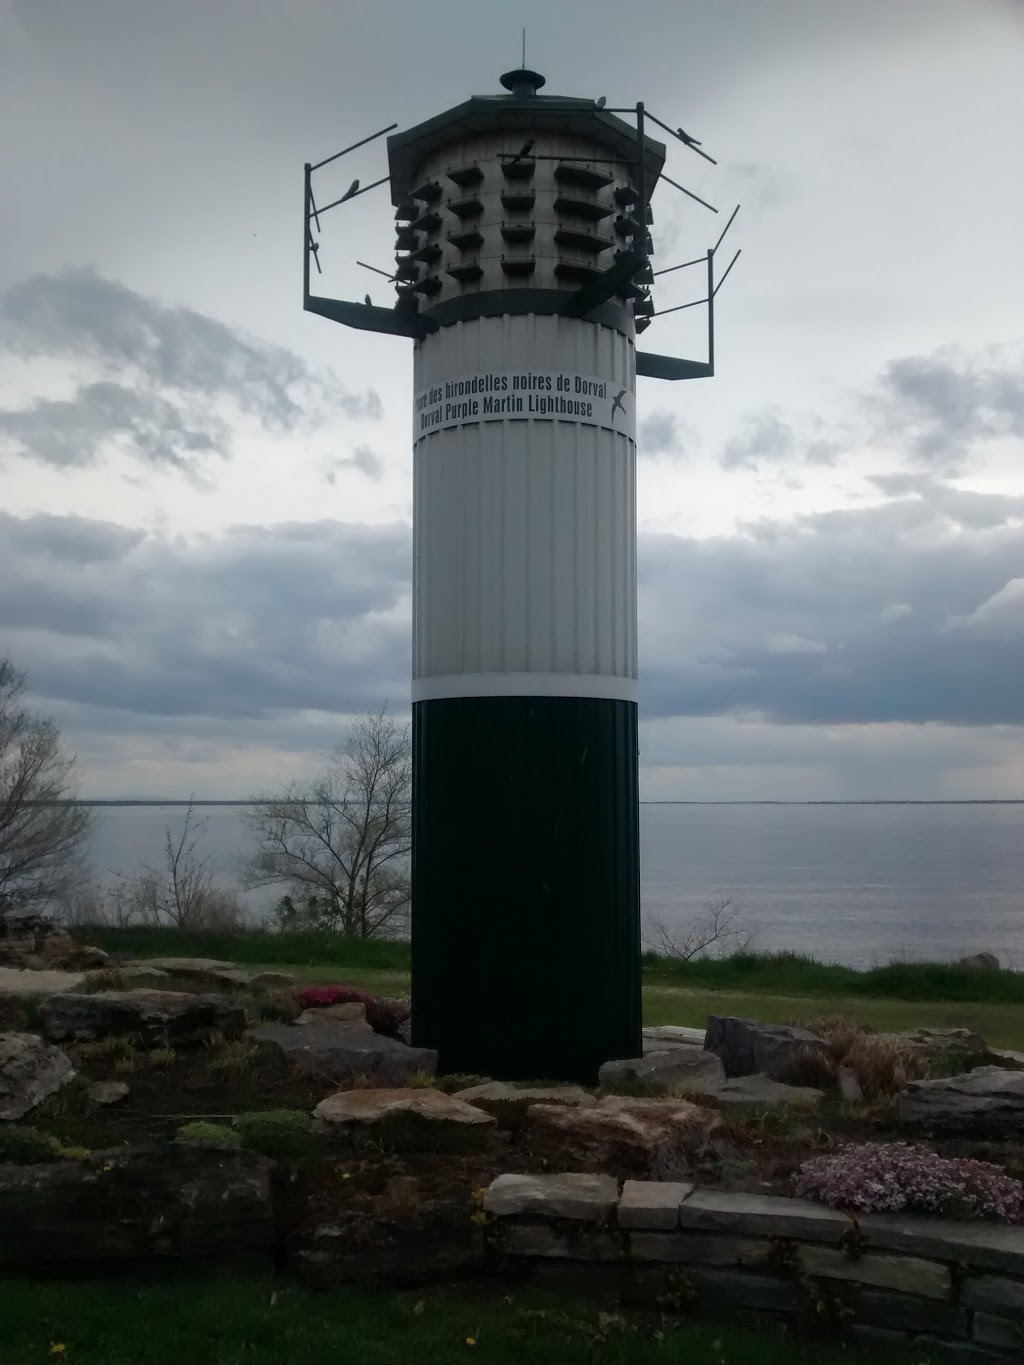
(1, 0, 1023, 800)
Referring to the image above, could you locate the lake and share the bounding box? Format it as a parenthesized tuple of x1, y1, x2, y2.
(83, 801, 1024, 969)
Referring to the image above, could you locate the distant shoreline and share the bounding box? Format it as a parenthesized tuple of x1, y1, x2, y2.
(80, 798, 1024, 807)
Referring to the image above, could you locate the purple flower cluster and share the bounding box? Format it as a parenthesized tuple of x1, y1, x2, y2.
(795, 1142, 1024, 1223)
(294, 984, 374, 1011)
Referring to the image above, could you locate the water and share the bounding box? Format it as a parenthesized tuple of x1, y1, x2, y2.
(83, 802, 1024, 969)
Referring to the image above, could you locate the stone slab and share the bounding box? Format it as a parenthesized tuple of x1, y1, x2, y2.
(617, 1180, 693, 1230)
(689, 1267, 799, 1313)
(248, 1022, 436, 1086)
(600, 1047, 725, 1091)
(498, 1224, 621, 1261)
(799, 1245, 951, 1299)
(858, 1214, 1024, 1276)
(643, 1025, 707, 1047)
(629, 1232, 766, 1266)
(973, 1311, 1024, 1352)
(454, 1082, 595, 1121)
(962, 1273, 1024, 1314)
(676, 1190, 851, 1241)
(313, 1087, 494, 1127)
(485, 1173, 618, 1223)
(709, 1075, 824, 1108)
(853, 1290, 968, 1337)
(0, 967, 87, 996)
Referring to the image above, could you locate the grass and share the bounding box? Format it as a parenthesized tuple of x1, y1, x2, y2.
(0, 1272, 921, 1365)
(75, 927, 1024, 1049)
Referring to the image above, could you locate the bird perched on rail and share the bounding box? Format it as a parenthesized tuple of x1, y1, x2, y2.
(364, 293, 372, 306)
(341, 179, 360, 201)
(676, 127, 702, 147)
(508, 138, 534, 164)
(595, 96, 607, 109)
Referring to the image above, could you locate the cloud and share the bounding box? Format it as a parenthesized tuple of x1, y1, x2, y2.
(325, 443, 385, 484)
(638, 411, 692, 459)
(0, 269, 382, 472)
(945, 578, 1024, 640)
(720, 407, 839, 470)
(872, 342, 1024, 472)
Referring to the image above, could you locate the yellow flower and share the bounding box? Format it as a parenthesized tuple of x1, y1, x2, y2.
(465, 1337, 476, 1347)
(341, 1172, 351, 1180)
(49, 1346, 67, 1357)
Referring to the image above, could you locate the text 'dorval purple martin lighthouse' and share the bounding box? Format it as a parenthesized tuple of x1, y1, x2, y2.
(302, 66, 740, 1083)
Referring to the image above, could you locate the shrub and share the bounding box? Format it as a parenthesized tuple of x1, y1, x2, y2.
(365, 995, 410, 1039)
(234, 1109, 318, 1159)
(174, 1121, 241, 1149)
(791, 1015, 927, 1100)
(0, 1126, 62, 1164)
(796, 1143, 1024, 1223)
(774, 1046, 839, 1091)
(294, 984, 374, 1012)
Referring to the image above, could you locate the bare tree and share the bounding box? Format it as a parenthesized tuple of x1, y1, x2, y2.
(644, 897, 758, 961)
(243, 706, 411, 938)
(0, 659, 92, 908)
(122, 800, 242, 930)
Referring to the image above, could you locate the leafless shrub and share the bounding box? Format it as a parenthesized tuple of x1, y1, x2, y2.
(792, 1015, 927, 1101)
(644, 897, 758, 961)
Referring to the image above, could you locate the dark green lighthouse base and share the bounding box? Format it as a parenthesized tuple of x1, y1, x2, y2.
(410, 695, 640, 1084)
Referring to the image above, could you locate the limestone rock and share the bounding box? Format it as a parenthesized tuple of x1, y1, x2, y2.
(84, 965, 170, 991)
(313, 1087, 494, 1127)
(454, 1081, 595, 1124)
(709, 1074, 824, 1109)
(886, 1026, 990, 1071)
(643, 1025, 707, 1049)
(0, 1031, 76, 1119)
(704, 1015, 829, 1080)
(0, 908, 106, 971)
(89, 1080, 129, 1106)
(527, 1094, 720, 1176)
(484, 1172, 617, 1221)
(600, 1046, 725, 1091)
(618, 1178, 694, 1229)
(251, 971, 297, 989)
(957, 952, 999, 971)
(40, 990, 246, 1047)
(249, 1022, 436, 1086)
(297, 1001, 372, 1031)
(0, 966, 87, 997)
(143, 958, 253, 991)
(897, 1065, 1024, 1135)
(0, 1145, 275, 1263)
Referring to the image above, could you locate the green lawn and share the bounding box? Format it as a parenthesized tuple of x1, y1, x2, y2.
(250, 962, 1024, 1049)
(0, 1273, 917, 1365)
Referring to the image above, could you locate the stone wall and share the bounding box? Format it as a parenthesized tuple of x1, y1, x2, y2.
(484, 1175, 1024, 1360)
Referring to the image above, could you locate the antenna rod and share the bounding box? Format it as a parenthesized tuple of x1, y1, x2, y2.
(522, 26, 526, 66)
(309, 123, 398, 173)
(713, 203, 740, 254)
(644, 109, 718, 165)
(653, 254, 707, 279)
(313, 173, 391, 216)
(659, 171, 718, 213)
(357, 260, 397, 281)
(712, 248, 742, 296)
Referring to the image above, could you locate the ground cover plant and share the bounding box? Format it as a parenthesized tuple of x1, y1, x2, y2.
(0, 1273, 928, 1365)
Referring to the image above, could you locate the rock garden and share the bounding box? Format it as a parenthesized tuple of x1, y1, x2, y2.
(2, 912, 1023, 1359)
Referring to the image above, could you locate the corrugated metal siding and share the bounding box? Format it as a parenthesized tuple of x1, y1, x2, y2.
(413, 316, 637, 692)
(411, 695, 641, 1083)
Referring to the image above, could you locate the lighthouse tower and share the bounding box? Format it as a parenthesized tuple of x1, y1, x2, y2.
(303, 68, 737, 1083)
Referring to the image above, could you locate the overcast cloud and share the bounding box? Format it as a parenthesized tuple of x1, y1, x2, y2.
(1, 0, 1023, 798)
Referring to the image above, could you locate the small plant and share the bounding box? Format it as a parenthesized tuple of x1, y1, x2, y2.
(81, 967, 126, 993)
(791, 1015, 927, 1100)
(0, 1126, 62, 1164)
(234, 1109, 319, 1160)
(796, 1143, 1024, 1223)
(148, 1046, 178, 1068)
(252, 989, 301, 1024)
(207, 1039, 261, 1076)
(433, 1073, 491, 1094)
(175, 1120, 241, 1149)
(775, 1046, 838, 1091)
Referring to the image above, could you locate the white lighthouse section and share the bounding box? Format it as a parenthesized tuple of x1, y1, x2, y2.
(412, 313, 637, 703)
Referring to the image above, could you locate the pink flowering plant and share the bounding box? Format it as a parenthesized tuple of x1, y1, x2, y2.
(294, 984, 374, 1011)
(795, 1142, 1024, 1224)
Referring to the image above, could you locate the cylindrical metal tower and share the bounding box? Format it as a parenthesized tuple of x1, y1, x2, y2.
(302, 68, 735, 1084)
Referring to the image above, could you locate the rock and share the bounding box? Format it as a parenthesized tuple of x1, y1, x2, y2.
(0, 1145, 275, 1264)
(143, 958, 253, 991)
(705, 1016, 830, 1080)
(676, 1189, 852, 1241)
(708, 1075, 824, 1109)
(837, 1066, 864, 1103)
(617, 1178, 694, 1229)
(600, 1046, 725, 1092)
(297, 1001, 372, 1031)
(0, 1031, 76, 1119)
(365, 995, 412, 1040)
(484, 1172, 617, 1221)
(527, 1094, 720, 1177)
(897, 1065, 1024, 1135)
(0, 966, 87, 997)
(313, 1087, 494, 1127)
(40, 990, 246, 1048)
(885, 1026, 990, 1071)
(89, 1080, 129, 1106)
(454, 1081, 595, 1125)
(958, 952, 1000, 971)
(0, 909, 106, 971)
(249, 1022, 436, 1086)
(643, 1025, 707, 1048)
(83, 965, 171, 991)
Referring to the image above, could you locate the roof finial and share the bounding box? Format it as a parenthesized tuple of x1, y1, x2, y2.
(521, 26, 526, 68)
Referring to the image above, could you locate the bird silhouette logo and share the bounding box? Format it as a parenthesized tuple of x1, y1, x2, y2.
(610, 388, 627, 423)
